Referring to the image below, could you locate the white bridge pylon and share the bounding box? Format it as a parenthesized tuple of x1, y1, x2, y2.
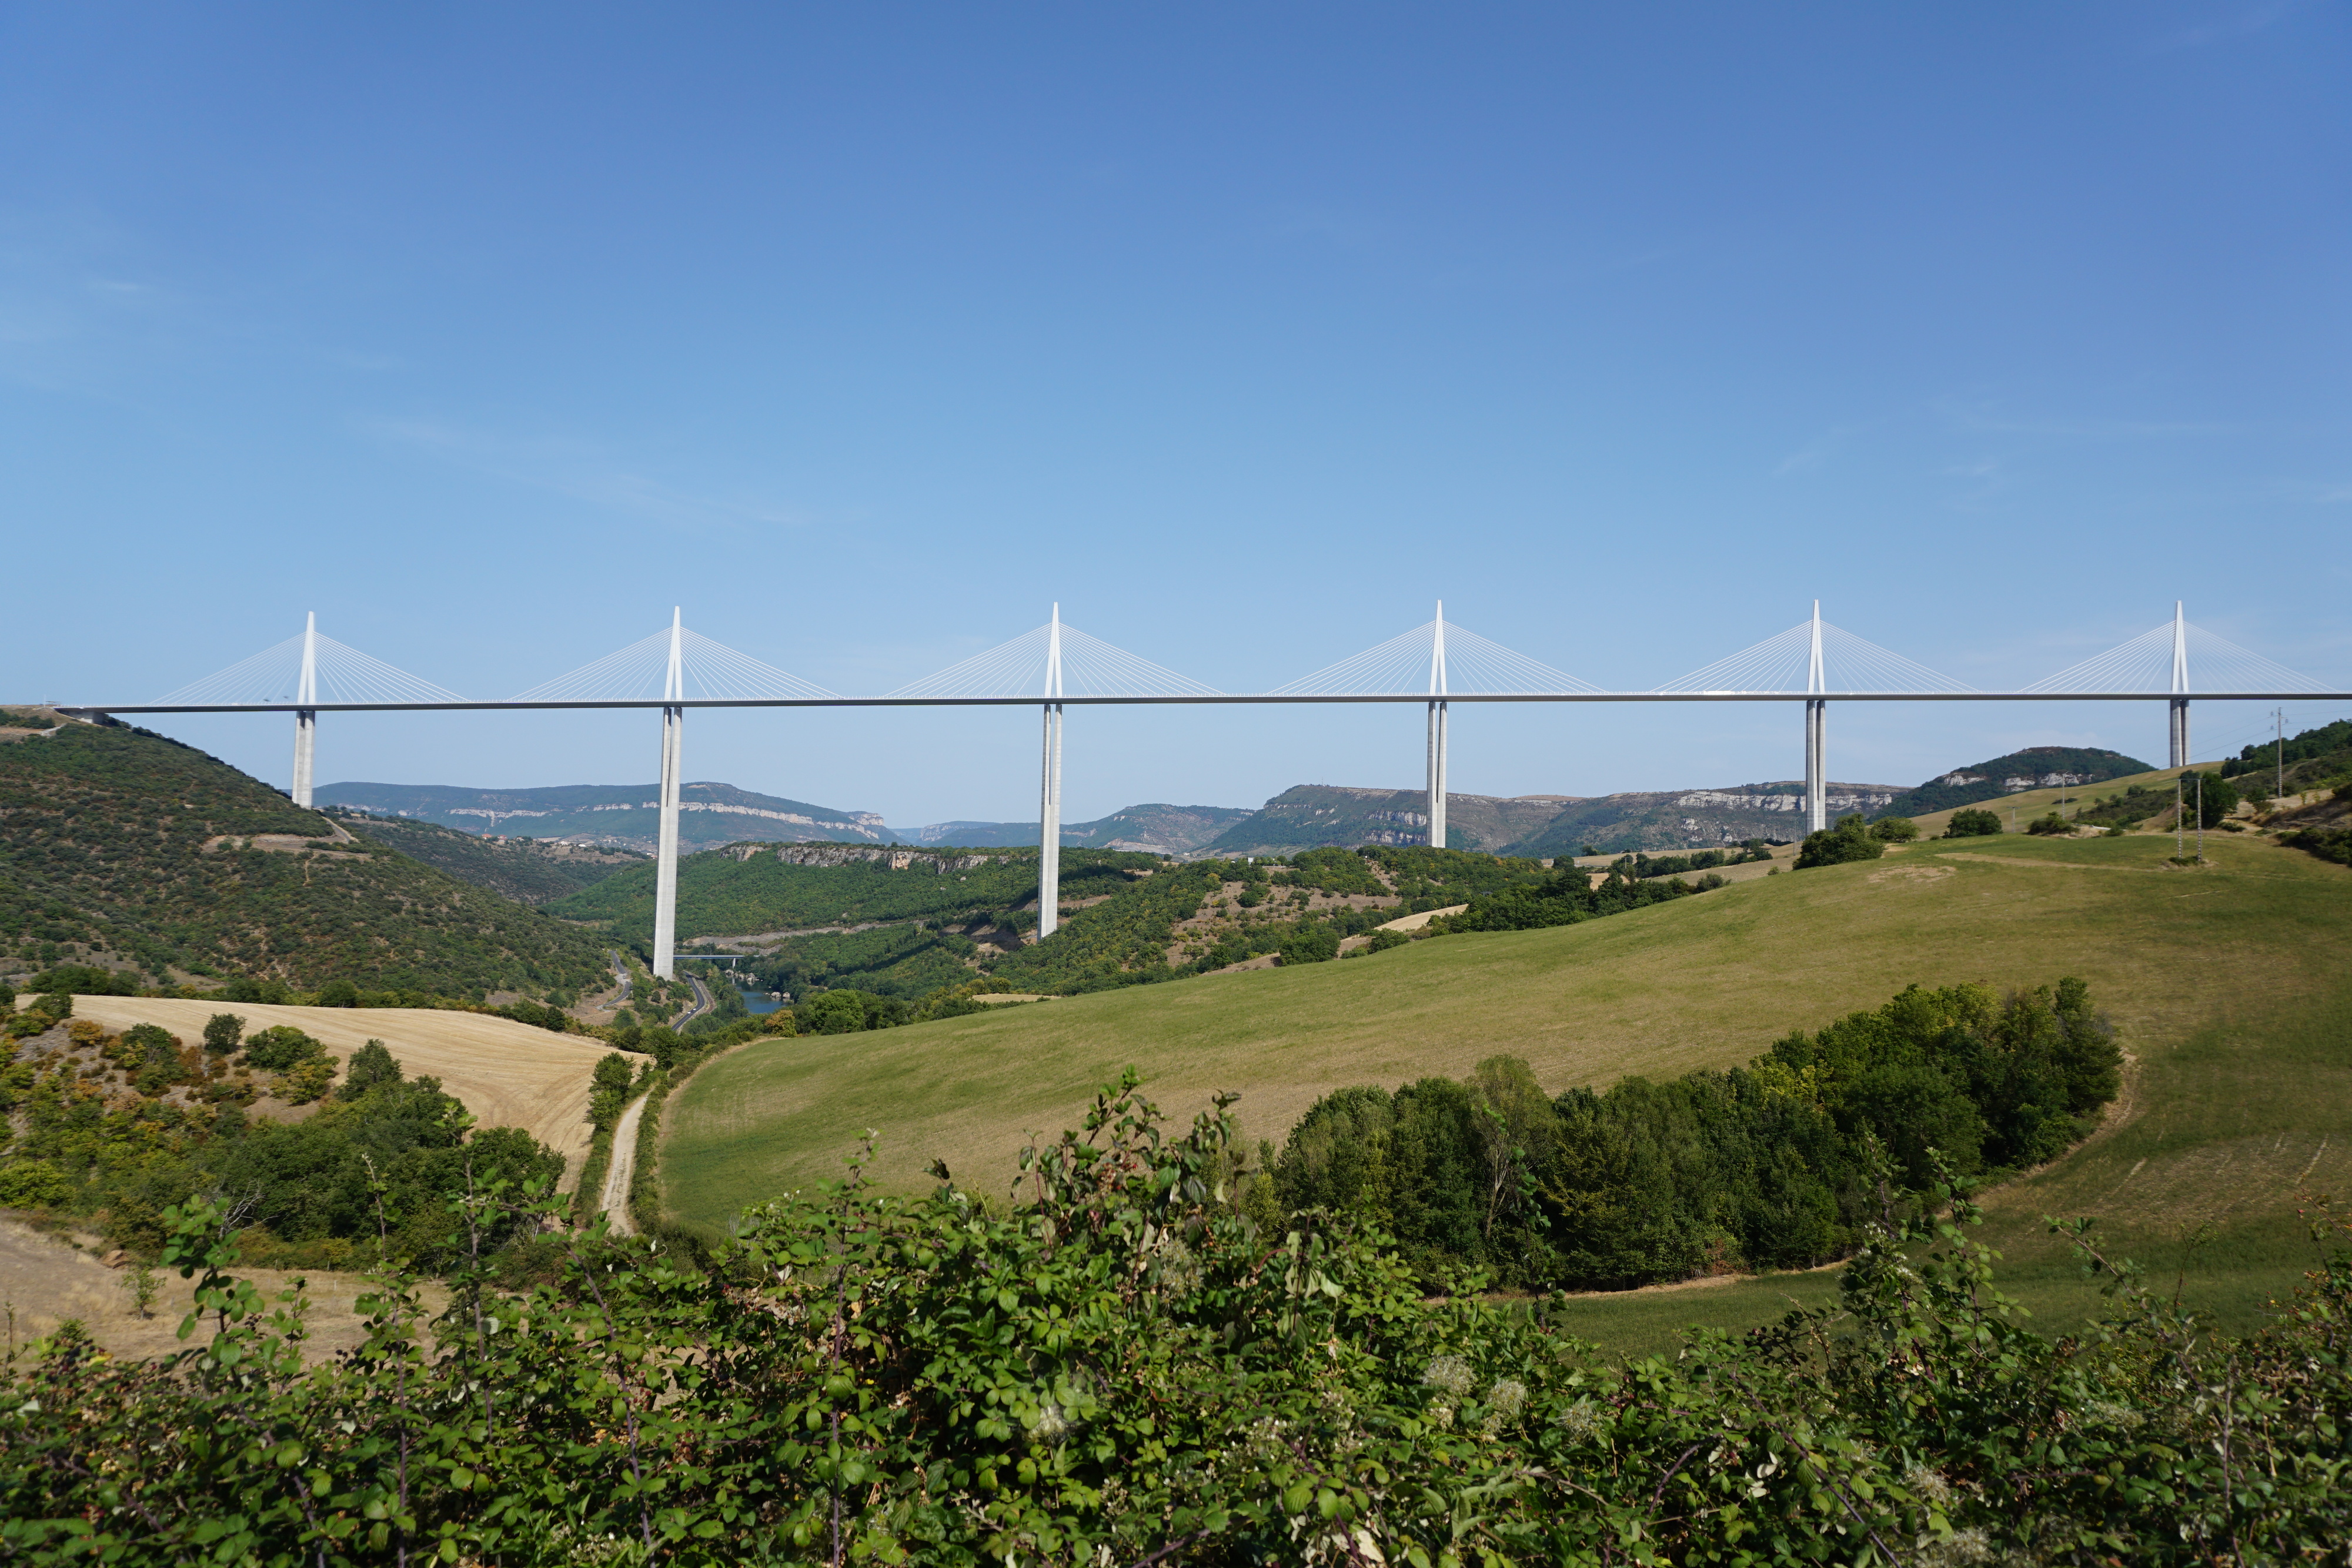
(1272, 607, 1604, 848)
(889, 610, 1219, 936)
(512, 614, 837, 977)
(1656, 605, 1976, 834)
(156, 613, 472, 810)
(2023, 603, 2329, 768)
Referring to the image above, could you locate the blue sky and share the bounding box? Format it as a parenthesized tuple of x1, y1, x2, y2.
(4, 4, 2347, 828)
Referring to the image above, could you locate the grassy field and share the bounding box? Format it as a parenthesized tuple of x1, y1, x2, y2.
(73, 998, 640, 1189)
(664, 826, 2352, 1350)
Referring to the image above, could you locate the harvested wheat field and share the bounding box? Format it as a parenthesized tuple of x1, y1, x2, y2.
(70, 998, 636, 1187)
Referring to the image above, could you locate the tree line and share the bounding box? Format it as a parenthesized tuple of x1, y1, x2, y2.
(1268, 978, 2120, 1290)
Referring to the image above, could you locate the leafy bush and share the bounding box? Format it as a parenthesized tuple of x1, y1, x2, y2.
(240, 1025, 324, 1072)
(6, 1074, 2351, 1563)
(23, 965, 136, 997)
(1946, 807, 2003, 837)
(1868, 815, 1918, 842)
(1793, 812, 1886, 868)
(201, 1012, 244, 1053)
(0, 1158, 69, 1208)
(2026, 812, 2072, 835)
(793, 988, 902, 1035)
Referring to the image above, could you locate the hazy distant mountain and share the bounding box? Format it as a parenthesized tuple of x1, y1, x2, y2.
(1878, 746, 2154, 818)
(1502, 783, 1904, 858)
(907, 803, 1254, 855)
(315, 780, 896, 853)
(1195, 785, 1582, 857)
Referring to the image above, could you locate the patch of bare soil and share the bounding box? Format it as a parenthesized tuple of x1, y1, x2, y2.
(0, 1215, 442, 1365)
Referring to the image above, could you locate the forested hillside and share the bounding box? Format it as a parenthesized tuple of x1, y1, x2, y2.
(315, 778, 892, 852)
(1879, 745, 2152, 818)
(1501, 781, 1897, 857)
(325, 810, 642, 904)
(0, 711, 612, 996)
(905, 801, 1253, 854)
(1197, 784, 1574, 855)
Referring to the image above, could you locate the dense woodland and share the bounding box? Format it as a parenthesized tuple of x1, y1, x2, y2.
(323, 810, 640, 905)
(0, 715, 612, 997)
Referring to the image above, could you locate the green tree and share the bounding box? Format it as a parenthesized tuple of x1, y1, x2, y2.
(336, 1039, 402, 1100)
(2195, 771, 2240, 828)
(1868, 815, 1918, 842)
(241, 1024, 324, 1071)
(1793, 813, 1886, 868)
(201, 1012, 245, 1054)
(316, 978, 360, 1008)
(794, 989, 874, 1035)
(1946, 807, 2003, 837)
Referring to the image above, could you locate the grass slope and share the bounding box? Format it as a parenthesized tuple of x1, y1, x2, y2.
(666, 829, 2352, 1349)
(0, 712, 612, 995)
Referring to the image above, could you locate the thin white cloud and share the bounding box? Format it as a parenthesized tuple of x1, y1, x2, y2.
(360, 415, 817, 532)
(2149, 1, 2301, 51)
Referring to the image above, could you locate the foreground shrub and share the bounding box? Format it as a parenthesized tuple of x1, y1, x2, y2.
(1795, 811, 1886, 868)
(4, 1078, 2350, 1564)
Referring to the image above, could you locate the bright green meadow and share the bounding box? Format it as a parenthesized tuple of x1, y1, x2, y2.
(664, 827, 2352, 1351)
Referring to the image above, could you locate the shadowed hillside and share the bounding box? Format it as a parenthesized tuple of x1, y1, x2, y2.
(0, 710, 612, 996)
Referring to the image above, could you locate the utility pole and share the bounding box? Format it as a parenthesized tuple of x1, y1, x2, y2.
(2174, 774, 2184, 862)
(2195, 771, 2204, 862)
(290, 611, 318, 808)
(1804, 601, 1827, 834)
(1037, 604, 1065, 938)
(1426, 602, 1449, 850)
(2276, 708, 2286, 803)
(2168, 600, 2190, 769)
(653, 607, 684, 978)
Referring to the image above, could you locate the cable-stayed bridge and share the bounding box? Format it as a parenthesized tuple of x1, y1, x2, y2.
(82, 600, 2346, 978)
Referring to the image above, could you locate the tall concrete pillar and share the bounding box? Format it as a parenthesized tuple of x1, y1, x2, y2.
(653, 608, 684, 979)
(1037, 606, 1064, 939)
(1425, 603, 1449, 849)
(291, 611, 318, 808)
(1803, 601, 1827, 833)
(1805, 698, 1827, 833)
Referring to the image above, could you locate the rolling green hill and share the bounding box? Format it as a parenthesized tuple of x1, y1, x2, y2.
(1878, 744, 2154, 818)
(904, 802, 1254, 854)
(1196, 784, 1573, 855)
(547, 842, 1161, 938)
(324, 810, 643, 904)
(662, 827, 2352, 1343)
(314, 778, 891, 852)
(0, 710, 613, 996)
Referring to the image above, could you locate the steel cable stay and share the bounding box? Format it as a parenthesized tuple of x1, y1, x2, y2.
(1653, 616, 1976, 696)
(155, 630, 470, 707)
(1267, 616, 1604, 697)
(2022, 618, 2328, 697)
(884, 619, 1220, 700)
(510, 624, 836, 703)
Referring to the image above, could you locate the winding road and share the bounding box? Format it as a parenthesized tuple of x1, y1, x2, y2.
(598, 971, 716, 1231)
